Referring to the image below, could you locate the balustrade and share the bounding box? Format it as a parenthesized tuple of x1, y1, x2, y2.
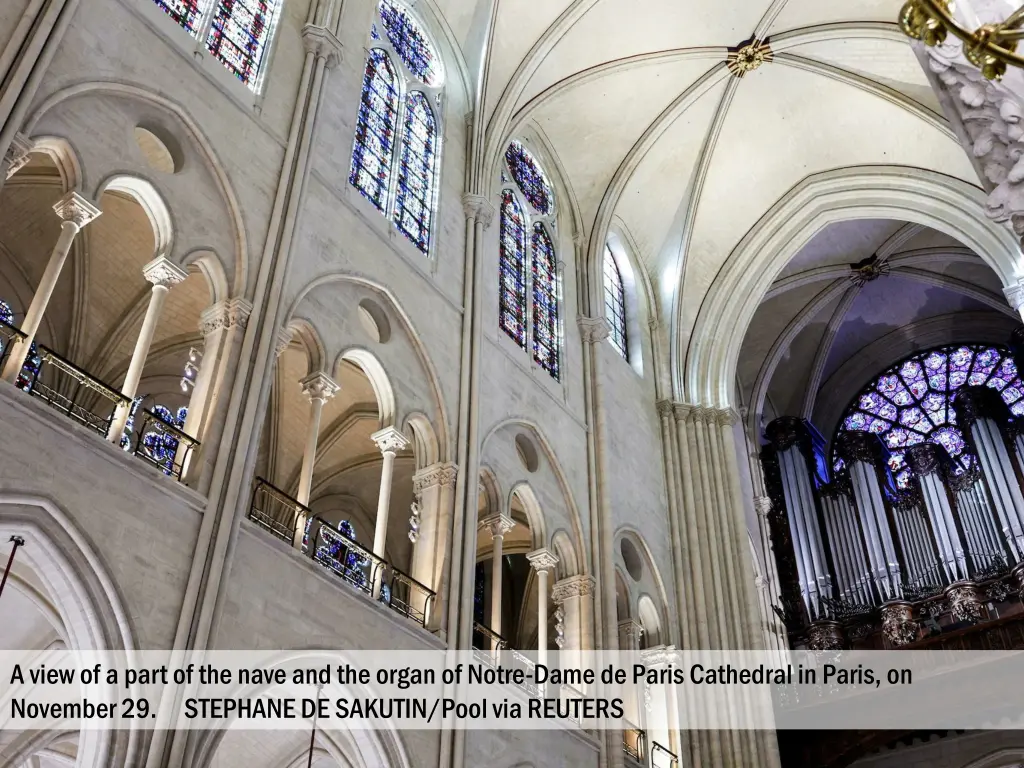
(651, 741, 679, 768)
(623, 725, 646, 763)
(246, 479, 437, 629)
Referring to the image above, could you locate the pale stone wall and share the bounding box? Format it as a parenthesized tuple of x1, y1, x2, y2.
(848, 731, 1024, 768)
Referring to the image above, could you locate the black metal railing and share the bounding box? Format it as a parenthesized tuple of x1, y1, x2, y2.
(131, 408, 200, 481)
(472, 621, 508, 655)
(304, 514, 385, 597)
(623, 726, 646, 763)
(249, 478, 305, 544)
(380, 566, 435, 627)
(22, 345, 131, 436)
(651, 741, 678, 768)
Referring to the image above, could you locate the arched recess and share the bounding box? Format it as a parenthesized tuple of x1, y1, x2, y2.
(337, 348, 397, 429)
(637, 594, 663, 648)
(614, 526, 674, 645)
(95, 174, 174, 260)
(0, 495, 140, 768)
(404, 412, 440, 470)
(479, 418, 589, 575)
(25, 81, 249, 295)
(551, 529, 579, 579)
(508, 482, 546, 549)
(29, 136, 82, 192)
(286, 273, 452, 462)
(286, 318, 327, 378)
(189, 651, 412, 768)
(686, 165, 1024, 408)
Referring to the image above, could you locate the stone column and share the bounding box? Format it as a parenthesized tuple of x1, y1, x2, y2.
(292, 372, 338, 546)
(108, 256, 189, 441)
(2, 192, 101, 383)
(409, 462, 458, 629)
(370, 426, 411, 564)
(905, 443, 967, 583)
(526, 548, 559, 667)
(551, 575, 596, 674)
(955, 386, 1024, 563)
(641, 645, 681, 762)
(180, 298, 253, 488)
(674, 404, 779, 768)
(618, 619, 645, 748)
(478, 514, 514, 644)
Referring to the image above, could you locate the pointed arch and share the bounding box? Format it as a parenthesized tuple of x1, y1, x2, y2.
(394, 91, 439, 252)
(531, 223, 559, 379)
(351, 48, 401, 213)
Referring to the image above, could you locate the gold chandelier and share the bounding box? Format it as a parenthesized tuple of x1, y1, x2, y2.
(900, 0, 1024, 79)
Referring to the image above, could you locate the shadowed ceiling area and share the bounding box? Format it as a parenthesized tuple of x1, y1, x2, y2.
(737, 221, 1019, 443)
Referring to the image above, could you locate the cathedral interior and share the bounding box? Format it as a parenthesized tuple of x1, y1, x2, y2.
(3, 0, 1024, 765)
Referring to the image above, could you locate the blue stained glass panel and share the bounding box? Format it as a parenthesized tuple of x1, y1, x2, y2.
(350, 49, 400, 213)
(505, 141, 553, 216)
(834, 344, 1024, 481)
(379, 0, 442, 86)
(206, 0, 282, 88)
(393, 92, 437, 253)
(531, 223, 559, 380)
(498, 191, 527, 348)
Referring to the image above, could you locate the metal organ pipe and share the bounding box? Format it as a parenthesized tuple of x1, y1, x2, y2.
(835, 432, 902, 602)
(765, 418, 833, 620)
(955, 387, 1024, 563)
(904, 444, 966, 583)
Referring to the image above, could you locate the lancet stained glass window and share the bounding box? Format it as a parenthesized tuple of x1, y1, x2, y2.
(349, 2, 443, 254)
(603, 245, 628, 360)
(499, 191, 527, 347)
(505, 141, 553, 216)
(532, 224, 559, 380)
(152, 0, 206, 34)
(205, 0, 283, 89)
(379, 0, 442, 86)
(834, 344, 1024, 489)
(394, 92, 437, 253)
(350, 49, 400, 213)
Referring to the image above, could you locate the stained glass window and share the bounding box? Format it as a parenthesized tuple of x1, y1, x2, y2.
(379, 0, 442, 86)
(350, 49, 400, 213)
(532, 224, 559, 380)
(205, 0, 283, 89)
(394, 92, 437, 253)
(152, 0, 207, 35)
(505, 141, 553, 216)
(603, 245, 628, 360)
(498, 191, 527, 347)
(834, 344, 1024, 488)
(349, 3, 443, 254)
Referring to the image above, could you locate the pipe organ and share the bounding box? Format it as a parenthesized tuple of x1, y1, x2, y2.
(761, 387, 1024, 649)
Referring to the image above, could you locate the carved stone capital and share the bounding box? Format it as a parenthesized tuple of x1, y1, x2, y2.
(1006, 281, 1024, 313)
(143, 255, 189, 288)
(656, 399, 675, 418)
(302, 23, 344, 67)
(53, 191, 101, 229)
(199, 298, 253, 336)
(617, 618, 644, 643)
(300, 371, 339, 403)
(412, 462, 457, 493)
(674, 403, 739, 426)
(753, 495, 772, 517)
(551, 575, 595, 604)
(577, 316, 610, 344)
(639, 644, 679, 667)
(526, 547, 559, 572)
(478, 513, 515, 539)
(371, 425, 410, 455)
(4, 133, 34, 178)
(462, 194, 495, 228)
(275, 326, 294, 357)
